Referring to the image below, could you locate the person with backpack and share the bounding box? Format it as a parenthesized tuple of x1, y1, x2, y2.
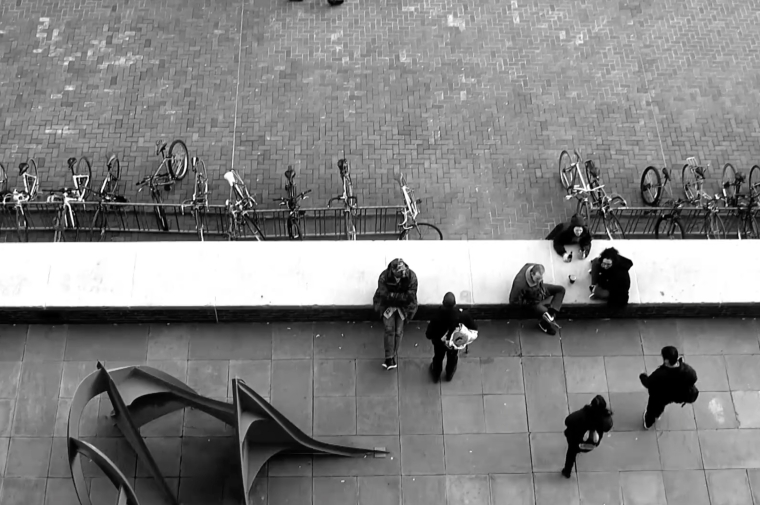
(639, 346, 699, 430)
(425, 292, 478, 382)
(562, 395, 614, 478)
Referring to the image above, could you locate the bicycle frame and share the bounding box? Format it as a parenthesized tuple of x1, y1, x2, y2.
(274, 166, 311, 240)
(224, 170, 265, 241)
(396, 172, 420, 229)
(684, 156, 711, 204)
(328, 159, 358, 240)
(181, 157, 209, 240)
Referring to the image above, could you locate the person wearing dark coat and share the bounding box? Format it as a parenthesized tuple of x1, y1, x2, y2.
(425, 292, 478, 382)
(640, 346, 698, 430)
(546, 214, 592, 262)
(589, 247, 633, 308)
(373, 258, 418, 371)
(509, 263, 564, 336)
(562, 395, 614, 478)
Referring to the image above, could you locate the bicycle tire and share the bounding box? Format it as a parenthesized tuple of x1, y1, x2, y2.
(109, 155, 121, 181)
(90, 208, 107, 242)
(748, 214, 760, 239)
(576, 200, 590, 224)
(399, 222, 443, 240)
(15, 207, 28, 242)
(73, 156, 92, 199)
(584, 160, 600, 194)
(603, 213, 625, 240)
(345, 212, 357, 240)
(750, 165, 760, 200)
(609, 194, 627, 208)
(24, 158, 39, 197)
(195, 210, 205, 241)
(243, 212, 265, 241)
(682, 164, 698, 202)
(168, 140, 189, 180)
(287, 216, 303, 240)
(558, 150, 576, 191)
(0, 161, 7, 193)
(640, 166, 662, 206)
(704, 213, 725, 240)
(722, 163, 736, 204)
(588, 178, 601, 206)
(195, 159, 208, 199)
(654, 215, 685, 239)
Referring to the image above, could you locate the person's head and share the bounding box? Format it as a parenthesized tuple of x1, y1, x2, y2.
(390, 258, 408, 279)
(570, 214, 586, 237)
(599, 247, 619, 270)
(442, 292, 456, 309)
(529, 264, 545, 283)
(661, 346, 679, 366)
(589, 394, 613, 420)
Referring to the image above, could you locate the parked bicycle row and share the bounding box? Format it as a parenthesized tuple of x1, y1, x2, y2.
(0, 139, 443, 242)
(558, 148, 760, 240)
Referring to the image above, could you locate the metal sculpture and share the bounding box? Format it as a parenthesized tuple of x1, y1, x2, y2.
(68, 363, 386, 505)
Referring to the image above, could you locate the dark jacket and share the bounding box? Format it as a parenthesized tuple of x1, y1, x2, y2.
(372, 260, 418, 319)
(425, 307, 478, 343)
(509, 263, 546, 306)
(596, 254, 634, 307)
(640, 358, 698, 403)
(546, 214, 592, 256)
(564, 405, 613, 452)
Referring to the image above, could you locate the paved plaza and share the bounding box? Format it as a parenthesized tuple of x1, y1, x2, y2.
(1, 0, 759, 238)
(1, 318, 760, 504)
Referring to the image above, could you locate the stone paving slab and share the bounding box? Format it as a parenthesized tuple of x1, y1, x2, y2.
(2, 1, 759, 240)
(1, 318, 760, 504)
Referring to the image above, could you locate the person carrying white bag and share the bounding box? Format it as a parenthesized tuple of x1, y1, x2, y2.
(425, 292, 478, 382)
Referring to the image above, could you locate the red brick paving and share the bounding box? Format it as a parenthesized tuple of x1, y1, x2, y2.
(1, 0, 759, 239)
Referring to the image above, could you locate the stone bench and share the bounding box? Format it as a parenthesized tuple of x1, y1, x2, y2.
(0, 240, 757, 324)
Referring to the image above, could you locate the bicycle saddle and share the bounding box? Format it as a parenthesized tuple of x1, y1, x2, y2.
(107, 154, 118, 166)
(585, 160, 599, 178)
(155, 141, 167, 154)
(337, 159, 349, 174)
(18, 162, 28, 174)
(67, 157, 77, 167)
(662, 167, 670, 177)
(736, 172, 746, 183)
(284, 166, 296, 181)
(695, 167, 706, 178)
(224, 171, 236, 187)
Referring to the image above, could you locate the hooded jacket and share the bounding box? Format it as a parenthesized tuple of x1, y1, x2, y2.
(596, 254, 634, 307)
(509, 263, 547, 306)
(546, 214, 592, 256)
(372, 259, 418, 319)
(564, 404, 614, 452)
(640, 357, 698, 403)
(425, 306, 478, 342)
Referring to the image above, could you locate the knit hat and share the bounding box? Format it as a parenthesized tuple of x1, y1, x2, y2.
(442, 292, 456, 308)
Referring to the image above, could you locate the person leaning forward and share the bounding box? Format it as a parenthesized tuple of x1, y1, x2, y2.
(425, 292, 478, 383)
(562, 395, 613, 478)
(546, 213, 592, 262)
(509, 263, 565, 335)
(373, 258, 418, 371)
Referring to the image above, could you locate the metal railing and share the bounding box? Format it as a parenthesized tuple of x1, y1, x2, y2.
(0, 202, 406, 242)
(588, 206, 760, 239)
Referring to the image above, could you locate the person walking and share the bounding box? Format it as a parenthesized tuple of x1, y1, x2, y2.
(639, 346, 699, 430)
(562, 395, 613, 478)
(425, 292, 478, 382)
(509, 263, 565, 335)
(373, 258, 418, 370)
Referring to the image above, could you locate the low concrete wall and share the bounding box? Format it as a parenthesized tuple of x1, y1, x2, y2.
(0, 241, 757, 323)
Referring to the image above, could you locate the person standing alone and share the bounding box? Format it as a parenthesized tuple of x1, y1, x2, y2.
(373, 258, 418, 370)
(640, 346, 699, 430)
(425, 292, 478, 382)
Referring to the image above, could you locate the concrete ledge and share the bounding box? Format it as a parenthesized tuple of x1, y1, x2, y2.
(0, 241, 757, 323)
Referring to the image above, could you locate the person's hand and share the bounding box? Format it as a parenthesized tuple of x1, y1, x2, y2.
(563, 252, 572, 263)
(580, 250, 588, 260)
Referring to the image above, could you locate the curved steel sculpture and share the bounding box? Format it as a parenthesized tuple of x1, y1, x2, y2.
(68, 363, 386, 505)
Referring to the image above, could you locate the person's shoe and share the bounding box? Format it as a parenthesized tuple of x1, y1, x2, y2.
(561, 468, 572, 479)
(542, 311, 555, 324)
(643, 411, 653, 430)
(382, 358, 392, 369)
(589, 284, 595, 293)
(539, 321, 557, 336)
(429, 363, 440, 383)
(445, 363, 458, 381)
(387, 358, 398, 370)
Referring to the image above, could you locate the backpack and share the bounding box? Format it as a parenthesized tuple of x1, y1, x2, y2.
(678, 385, 699, 405)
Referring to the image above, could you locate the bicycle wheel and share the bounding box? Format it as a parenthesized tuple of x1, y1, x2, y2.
(287, 215, 303, 240)
(654, 215, 685, 239)
(108, 155, 121, 180)
(53, 207, 67, 243)
(151, 192, 168, 231)
(576, 200, 590, 224)
(558, 150, 576, 191)
(243, 212, 265, 241)
(73, 156, 92, 199)
(400, 222, 443, 240)
(603, 213, 625, 240)
(195, 158, 208, 198)
(704, 213, 726, 239)
(0, 161, 7, 193)
(345, 212, 357, 240)
(750, 165, 760, 199)
(23, 158, 39, 197)
(15, 207, 28, 242)
(168, 140, 189, 180)
(90, 208, 107, 242)
(682, 164, 698, 202)
(195, 210, 205, 241)
(609, 194, 627, 208)
(588, 178, 601, 206)
(722, 163, 736, 204)
(747, 214, 760, 239)
(640, 166, 662, 206)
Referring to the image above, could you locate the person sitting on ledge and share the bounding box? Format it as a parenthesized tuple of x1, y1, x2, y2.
(589, 247, 633, 308)
(509, 263, 564, 335)
(546, 214, 592, 262)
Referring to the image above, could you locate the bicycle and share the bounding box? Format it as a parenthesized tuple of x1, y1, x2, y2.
(327, 158, 358, 240)
(1, 158, 39, 242)
(682, 156, 712, 204)
(136, 139, 190, 231)
(565, 185, 626, 239)
(90, 155, 128, 242)
(698, 193, 726, 240)
(47, 157, 92, 242)
(558, 148, 595, 193)
(640, 166, 675, 206)
(730, 193, 759, 240)
(393, 166, 443, 240)
(224, 169, 265, 241)
(181, 157, 209, 241)
(653, 198, 688, 239)
(273, 166, 311, 240)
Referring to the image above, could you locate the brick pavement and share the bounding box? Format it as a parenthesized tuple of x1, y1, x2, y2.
(1, 0, 759, 239)
(3, 318, 760, 504)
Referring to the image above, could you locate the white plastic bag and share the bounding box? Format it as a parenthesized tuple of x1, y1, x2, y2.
(446, 324, 478, 350)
